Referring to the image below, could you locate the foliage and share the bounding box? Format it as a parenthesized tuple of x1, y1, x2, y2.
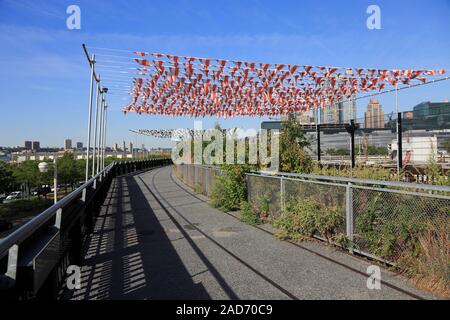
(365, 145, 389, 156)
(414, 224, 450, 296)
(0, 161, 15, 194)
(239, 201, 260, 225)
(194, 183, 203, 194)
(280, 116, 313, 174)
(273, 197, 344, 242)
(255, 194, 271, 221)
(0, 197, 53, 219)
(425, 153, 447, 185)
(325, 148, 350, 156)
(312, 164, 392, 181)
(57, 151, 83, 187)
(210, 164, 253, 211)
(326, 145, 388, 156)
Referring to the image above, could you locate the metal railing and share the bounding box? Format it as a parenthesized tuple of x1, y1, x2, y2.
(247, 171, 450, 264)
(0, 158, 171, 299)
(174, 164, 450, 266)
(173, 163, 223, 196)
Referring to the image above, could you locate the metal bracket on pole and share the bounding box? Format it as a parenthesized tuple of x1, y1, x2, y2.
(5, 245, 19, 282)
(346, 182, 354, 253)
(54, 208, 63, 230)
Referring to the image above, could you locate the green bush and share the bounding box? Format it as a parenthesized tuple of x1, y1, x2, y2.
(0, 197, 53, 219)
(239, 201, 260, 225)
(210, 164, 253, 211)
(273, 197, 344, 242)
(257, 194, 271, 220)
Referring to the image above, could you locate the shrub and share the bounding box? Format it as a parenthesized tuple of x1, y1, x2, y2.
(280, 116, 313, 174)
(257, 194, 271, 221)
(273, 197, 344, 242)
(0, 197, 53, 219)
(194, 183, 203, 194)
(395, 223, 449, 297)
(210, 164, 252, 211)
(239, 201, 260, 225)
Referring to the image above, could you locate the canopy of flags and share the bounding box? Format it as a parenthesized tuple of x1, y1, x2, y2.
(132, 129, 193, 139)
(122, 51, 446, 118)
(132, 128, 233, 140)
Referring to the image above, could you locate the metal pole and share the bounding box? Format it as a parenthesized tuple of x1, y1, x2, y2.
(345, 182, 354, 253)
(92, 84, 101, 177)
(395, 83, 399, 115)
(349, 120, 356, 169)
(85, 54, 95, 181)
(102, 105, 108, 171)
(53, 156, 58, 204)
(316, 123, 321, 164)
(280, 177, 285, 212)
(395, 84, 401, 178)
(397, 112, 403, 173)
(97, 96, 105, 174)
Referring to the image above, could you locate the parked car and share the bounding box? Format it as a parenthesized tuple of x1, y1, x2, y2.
(37, 186, 51, 196)
(6, 191, 21, 201)
(0, 219, 13, 232)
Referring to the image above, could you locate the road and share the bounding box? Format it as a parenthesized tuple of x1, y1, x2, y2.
(62, 166, 436, 300)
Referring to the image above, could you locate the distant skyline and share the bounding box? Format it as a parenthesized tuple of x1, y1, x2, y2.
(1, 0, 449, 147)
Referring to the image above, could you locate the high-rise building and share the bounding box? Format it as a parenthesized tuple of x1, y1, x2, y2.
(76, 142, 83, 150)
(320, 95, 356, 124)
(338, 97, 357, 124)
(32, 141, 40, 151)
(129, 142, 133, 153)
(364, 98, 385, 129)
(113, 143, 119, 151)
(281, 109, 316, 124)
(24, 141, 32, 150)
(64, 139, 72, 150)
(123, 141, 126, 152)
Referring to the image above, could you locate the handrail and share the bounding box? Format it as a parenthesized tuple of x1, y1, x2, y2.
(178, 163, 450, 192)
(249, 170, 450, 193)
(0, 162, 114, 256)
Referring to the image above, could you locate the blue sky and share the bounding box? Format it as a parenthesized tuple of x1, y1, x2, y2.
(0, 0, 449, 148)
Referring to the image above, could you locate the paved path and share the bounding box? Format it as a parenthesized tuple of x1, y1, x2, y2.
(63, 166, 436, 300)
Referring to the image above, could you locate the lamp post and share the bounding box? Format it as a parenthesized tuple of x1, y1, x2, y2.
(38, 156, 58, 204)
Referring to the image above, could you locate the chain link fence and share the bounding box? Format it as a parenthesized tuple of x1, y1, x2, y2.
(173, 163, 449, 266)
(173, 163, 223, 196)
(247, 172, 450, 265)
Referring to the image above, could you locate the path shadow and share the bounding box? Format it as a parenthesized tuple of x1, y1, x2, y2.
(63, 172, 211, 300)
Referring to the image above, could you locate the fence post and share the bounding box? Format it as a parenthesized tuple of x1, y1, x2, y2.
(345, 120, 356, 168)
(397, 112, 403, 173)
(316, 124, 321, 164)
(280, 176, 285, 213)
(345, 182, 354, 253)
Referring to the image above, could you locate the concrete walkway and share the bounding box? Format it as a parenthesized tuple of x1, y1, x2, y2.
(63, 166, 435, 300)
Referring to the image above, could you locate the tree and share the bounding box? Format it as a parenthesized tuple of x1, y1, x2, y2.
(0, 161, 15, 194)
(58, 152, 81, 190)
(13, 160, 40, 190)
(280, 116, 313, 173)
